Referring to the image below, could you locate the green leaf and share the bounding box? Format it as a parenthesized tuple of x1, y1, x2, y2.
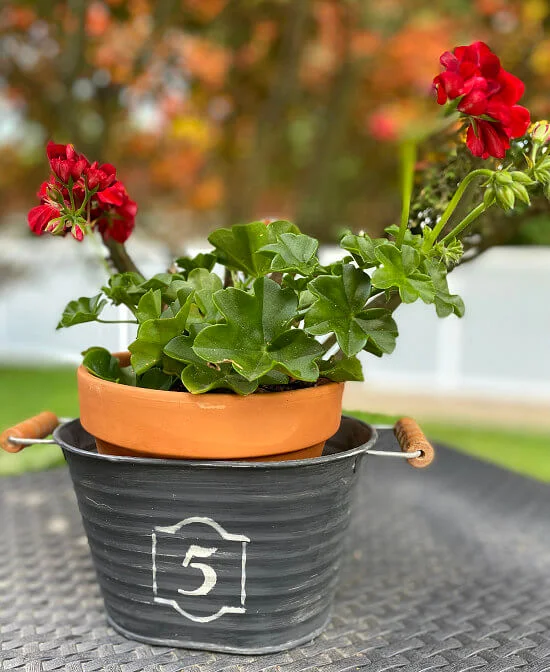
(259, 232, 319, 275)
(186, 268, 223, 324)
(129, 292, 194, 375)
(208, 221, 300, 278)
(355, 308, 398, 354)
(319, 355, 364, 382)
(340, 233, 386, 268)
(140, 273, 191, 303)
(57, 294, 107, 329)
(102, 272, 145, 308)
(175, 252, 216, 275)
(267, 330, 324, 381)
(304, 264, 372, 357)
(424, 260, 465, 318)
(208, 221, 276, 277)
(282, 274, 310, 292)
(371, 244, 435, 304)
(181, 362, 258, 395)
(193, 277, 323, 381)
(267, 220, 301, 236)
(164, 333, 204, 366)
(165, 333, 258, 394)
(136, 289, 162, 324)
(258, 370, 290, 386)
(137, 367, 174, 390)
(82, 347, 136, 385)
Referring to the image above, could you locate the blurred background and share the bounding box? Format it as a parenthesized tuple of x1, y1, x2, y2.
(0, 0, 549, 477)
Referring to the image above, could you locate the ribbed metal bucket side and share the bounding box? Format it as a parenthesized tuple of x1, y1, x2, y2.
(57, 418, 375, 654)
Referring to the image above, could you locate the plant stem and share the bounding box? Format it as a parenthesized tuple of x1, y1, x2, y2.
(396, 140, 417, 246)
(97, 319, 138, 324)
(104, 238, 142, 275)
(440, 202, 488, 244)
(429, 168, 492, 244)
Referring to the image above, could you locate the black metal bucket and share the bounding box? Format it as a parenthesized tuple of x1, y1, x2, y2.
(54, 416, 377, 654)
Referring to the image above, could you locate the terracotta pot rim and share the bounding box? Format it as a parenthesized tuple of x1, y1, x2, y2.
(54, 417, 378, 469)
(78, 351, 344, 402)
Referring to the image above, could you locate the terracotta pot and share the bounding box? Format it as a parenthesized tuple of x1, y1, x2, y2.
(77, 352, 344, 461)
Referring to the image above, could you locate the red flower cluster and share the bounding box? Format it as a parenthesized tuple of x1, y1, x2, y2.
(28, 142, 137, 243)
(433, 41, 530, 159)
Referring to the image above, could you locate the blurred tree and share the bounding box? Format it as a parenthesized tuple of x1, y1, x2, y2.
(1, 0, 550, 250)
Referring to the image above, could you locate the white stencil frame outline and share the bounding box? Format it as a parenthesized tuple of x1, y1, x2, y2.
(151, 516, 250, 623)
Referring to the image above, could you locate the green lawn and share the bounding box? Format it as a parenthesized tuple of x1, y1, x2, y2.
(350, 411, 550, 482)
(0, 367, 79, 475)
(1, 367, 549, 481)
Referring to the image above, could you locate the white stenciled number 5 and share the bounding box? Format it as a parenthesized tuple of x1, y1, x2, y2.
(177, 544, 218, 596)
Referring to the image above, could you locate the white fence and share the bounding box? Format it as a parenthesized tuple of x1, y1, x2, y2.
(1, 234, 549, 402)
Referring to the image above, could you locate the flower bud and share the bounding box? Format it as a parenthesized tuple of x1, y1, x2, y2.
(509, 171, 535, 185)
(495, 185, 515, 210)
(530, 121, 550, 145)
(494, 171, 513, 185)
(44, 217, 66, 235)
(483, 185, 496, 208)
(510, 182, 531, 205)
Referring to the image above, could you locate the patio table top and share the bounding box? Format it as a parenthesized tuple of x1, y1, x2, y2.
(2, 429, 550, 672)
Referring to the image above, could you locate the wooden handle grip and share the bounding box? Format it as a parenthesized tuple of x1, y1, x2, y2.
(394, 417, 434, 468)
(0, 412, 59, 453)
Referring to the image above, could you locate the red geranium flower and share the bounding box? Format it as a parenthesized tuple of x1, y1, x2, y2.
(94, 182, 137, 243)
(433, 41, 530, 159)
(29, 141, 137, 243)
(27, 203, 62, 235)
(86, 161, 117, 190)
(46, 141, 89, 183)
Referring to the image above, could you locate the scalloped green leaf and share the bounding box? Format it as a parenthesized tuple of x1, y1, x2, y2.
(193, 277, 323, 381)
(137, 367, 174, 390)
(102, 272, 145, 308)
(371, 244, 435, 304)
(129, 291, 194, 375)
(175, 252, 216, 275)
(140, 273, 191, 303)
(207, 220, 299, 277)
(304, 264, 372, 357)
(181, 362, 258, 395)
(259, 232, 319, 275)
(208, 222, 275, 277)
(82, 347, 136, 385)
(136, 289, 162, 324)
(57, 294, 107, 329)
(319, 355, 364, 382)
(355, 308, 398, 355)
(340, 233, 386, 268)
(424, 260, 465, 318)
(165, 333, 258, 394)
(186, 268, 223, 324)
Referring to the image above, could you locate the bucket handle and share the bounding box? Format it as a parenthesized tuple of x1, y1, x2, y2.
(0, 412, 60, 453)
(366, 417, 434, 468)
(1, 413, 435, 468)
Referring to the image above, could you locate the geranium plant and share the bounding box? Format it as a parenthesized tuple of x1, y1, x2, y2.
(29, 42, 550, 396)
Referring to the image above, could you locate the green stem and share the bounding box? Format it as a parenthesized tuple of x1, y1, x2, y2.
(429, 169, 492, 244)
(97, 319, 138, 324)
(396, 140, 417, 247)
(440, 202, 488, 244)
